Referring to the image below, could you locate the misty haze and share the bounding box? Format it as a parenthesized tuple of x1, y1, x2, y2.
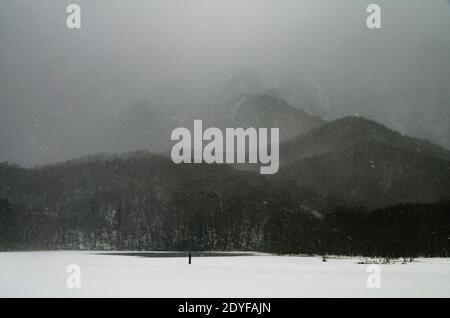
(1, 0, 449, 166)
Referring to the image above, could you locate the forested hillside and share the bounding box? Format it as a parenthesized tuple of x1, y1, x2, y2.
(1, 154, 449, 257)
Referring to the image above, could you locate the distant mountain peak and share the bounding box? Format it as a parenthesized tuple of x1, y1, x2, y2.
(315, 115, 396, 136)
(283, 115, 450, 161)
(232, 94, 325, 141)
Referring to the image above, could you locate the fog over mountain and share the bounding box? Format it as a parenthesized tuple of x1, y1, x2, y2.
(1, 0, 449, 166)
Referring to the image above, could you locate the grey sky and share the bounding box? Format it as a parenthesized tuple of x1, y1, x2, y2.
(1, 0, 449, 166)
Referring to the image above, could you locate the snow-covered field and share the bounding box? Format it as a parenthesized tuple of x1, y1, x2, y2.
(0, 251, 449, 298)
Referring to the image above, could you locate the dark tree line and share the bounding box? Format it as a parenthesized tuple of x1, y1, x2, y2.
(0, 198, 17, 250)
(1, 158, 449, 257)
(1, 194, 448, 257)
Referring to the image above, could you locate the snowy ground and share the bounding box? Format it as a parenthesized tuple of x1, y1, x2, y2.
(0, 251, 449, 298)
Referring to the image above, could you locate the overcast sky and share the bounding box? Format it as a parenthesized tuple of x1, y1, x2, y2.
(1, 0, 449, 166)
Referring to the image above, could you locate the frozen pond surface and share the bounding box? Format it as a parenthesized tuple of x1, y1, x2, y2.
(0, 251, 449, 298)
